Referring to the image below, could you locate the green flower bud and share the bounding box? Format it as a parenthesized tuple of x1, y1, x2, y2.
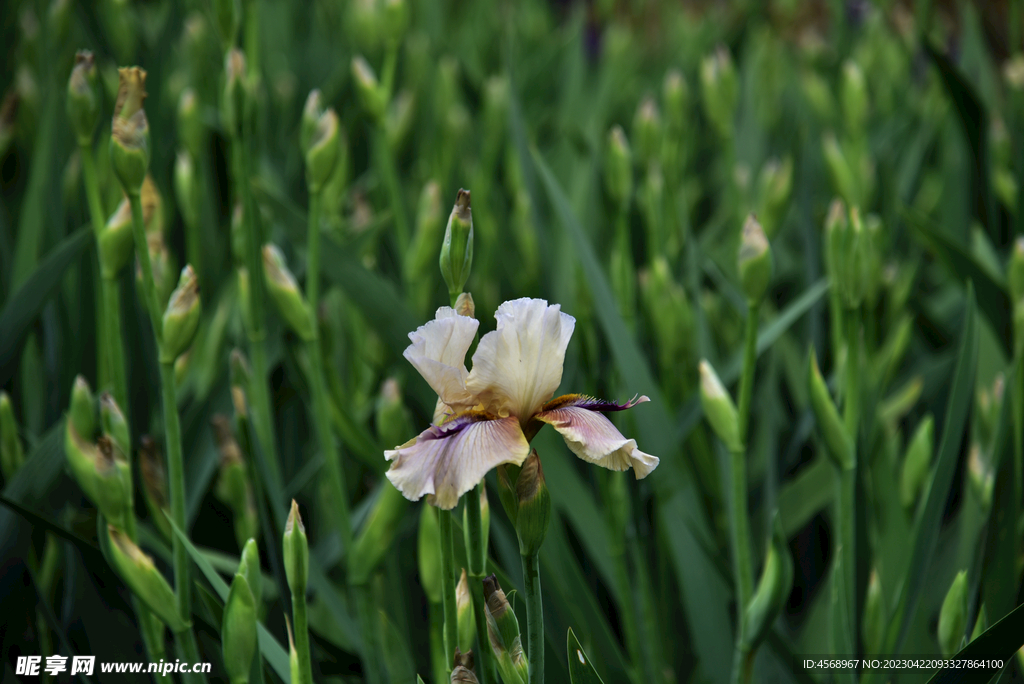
(483, 575, 522, 655)
(240, 538, 262, 610)
(174, 150, 199, 230)
(213, 415, 257, 549)
(67, 51, 99, 144)
(380, 0, 409, 44)
(98, 198, 134, 277)
(822, 134, 857, 208)
(352, 56, 386, 123)
(222, 572, 257, 684)
(1008, 237, 1024, 306)
(738, 214, 773, 304)
(514, 451, 550, 557)
(863, 569, 884, 654)
(743, 515, 794, 650)
(283, 500, 308, 597)
(841, 60, 868, 135)
(604, 126, 633, 209)
(495, 463, 520, 528)
(463, 483, 490, 572)
(632, 96, 661, 168)
(140, 436, 172, 541)
(407, 182, 445, 297)
(68, 375, 97, 439)
(299, 90, 323, 155)
(699, 360, 742, 453)
(262, 244, 314, 341)
(700, 46, 738, 138)
(967, 444, 994, 511)
(106, 526, 190, 632)
(451, 650, 478, 683)
(900, 416, 934, 512)
(222, 49, 250, 136)
(439, 189, 474, 298)
(938, 570, 968, 656)
(1, 392, 25, 479)
(214, 0, 241, 50)
(808, 350, 853, 469)
(756, 157, 793, 238)
(483, 76, 509, 142)
(305, 106, 340, 194)
(456, 568, 475, 653)
(177, 88, 203, 160)
(418, 505, 442, 604)
(350, 484, 408, 585)
(662, 69, 689, 131)
(110, 67, 150, 195)
(161, 265, 201, 362)
(93, 436, 131, 529)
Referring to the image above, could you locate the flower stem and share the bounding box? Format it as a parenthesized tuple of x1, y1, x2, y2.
(291, 586, 313, 684)
(231, 135, 284, 496)
(522, 551, 544, 684)
(729, 300, 758, 684)
(159, 360, 190, 624)
(438, 508, 459, 673)
(466, 485, 495, 684)
(843, 311, 860, 436)
(354, 582, 386, 684)
(835, 309, 858, 664)
(128, 194, 164, 343)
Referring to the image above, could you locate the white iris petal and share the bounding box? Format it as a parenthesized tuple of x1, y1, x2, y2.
(403, 306, 479, 410)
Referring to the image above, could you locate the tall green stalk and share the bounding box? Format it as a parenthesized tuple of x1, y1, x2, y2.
(129, 193, 203, 681)
(438, 509, 459, 674)
(522, 551, 544, 684)
(465, 485, 495, 684)
(835, 310, 859, 670)
(292, 583, 313, 684)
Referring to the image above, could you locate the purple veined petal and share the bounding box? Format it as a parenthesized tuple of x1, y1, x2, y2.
(385, 412, 530, 509)
(535, 402, 658, 479)
(541, 393, 650, 413)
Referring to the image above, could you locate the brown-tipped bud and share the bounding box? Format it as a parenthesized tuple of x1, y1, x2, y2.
(514, 451, 550, 557)
(738, 214, 773, 304)
(99, 393, 130, 459)
(483, 574, 521, 652)
(67, 51, 99, 143)
(451, 650, 478, 683)
(222, 49, 248, 135)
(352, 56, 386, 123)
(110, 67, 150, 194)
(140, 436, 172, 540)
(440, 189, 474, 298)
(262, 244, 314, 341)
(213, 415, 257, 549)
(455, 292, 475, 319)
(106, 526, 190, 633)
(283, 500, 308, 596)
(161, 265, 202, 362)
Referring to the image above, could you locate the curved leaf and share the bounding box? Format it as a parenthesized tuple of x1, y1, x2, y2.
(568, 628, 606, 684)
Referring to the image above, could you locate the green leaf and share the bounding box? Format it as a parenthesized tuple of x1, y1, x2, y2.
(883, 284, 979, 657)
(0, 421, 66, 559)
(0, 228, 93, 387)
(925, 599, 1024, 684)
(166, 514, 293, 683)
(777, 456, 835, 539)
(567, 628, 606, 684)
(902, 207, 1011, 356)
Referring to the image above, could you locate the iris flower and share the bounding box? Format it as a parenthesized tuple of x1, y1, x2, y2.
(385, 298, 659, 509)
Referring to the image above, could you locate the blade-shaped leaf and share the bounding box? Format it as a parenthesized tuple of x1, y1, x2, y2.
(925, 599, 1024, 684)
(568, 627, 606, 684)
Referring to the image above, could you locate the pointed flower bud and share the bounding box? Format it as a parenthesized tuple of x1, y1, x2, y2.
(174, 151, 199, 230)
(240, 538, 262, 609)
(456, 568, 476, 653)
(841, 60, 868, 134)
(305, 106, 340, 194)
(451, 650, 478, 683)
(756, 157, 793, 238)
(283, 500, 308, 597)
(262, 244, 314, 341)
(213, 415, 257, 549)
(99, 198, 134, 277)
(300, 90, 323, 155)
(418, 506, 442, 603)
(822, 135, 857, 209)
(738, 214, 773, 304)
(439, 189, 474, 298)
(352, 56, 386, 123)
(222, 572, 257, 684)
(632, 96, 662, 168)
(808, 351, 853, 469)
(67, 51, 99, 144)
(495, 464, 521, 530)
(161, 265, 201, 362)
(604, 126, 633, 209)
(177, 88, 203, 160)
(68, 375, 97, 440)
(407, 181, 444, 285)
(455, 292, 475, 319)
(110, 67, 150, 195)
(699, 360, 742, 453)
(938, 570, 968, 656)
(663, 69, 689, 131)
(743, 516, 794, 650)
(514, 451, 550, 557)
(900, 416, 934, 512)
(140, 436, 172, 540)
(700, 46, 738, 138)
(381, 0, 409, 44)
(106, 526, 189, 632)
(222, 49, 248, 135)
(1, 392, 25, 479)
(483, 575, 520, 651)
(350, 484, 408, 585)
